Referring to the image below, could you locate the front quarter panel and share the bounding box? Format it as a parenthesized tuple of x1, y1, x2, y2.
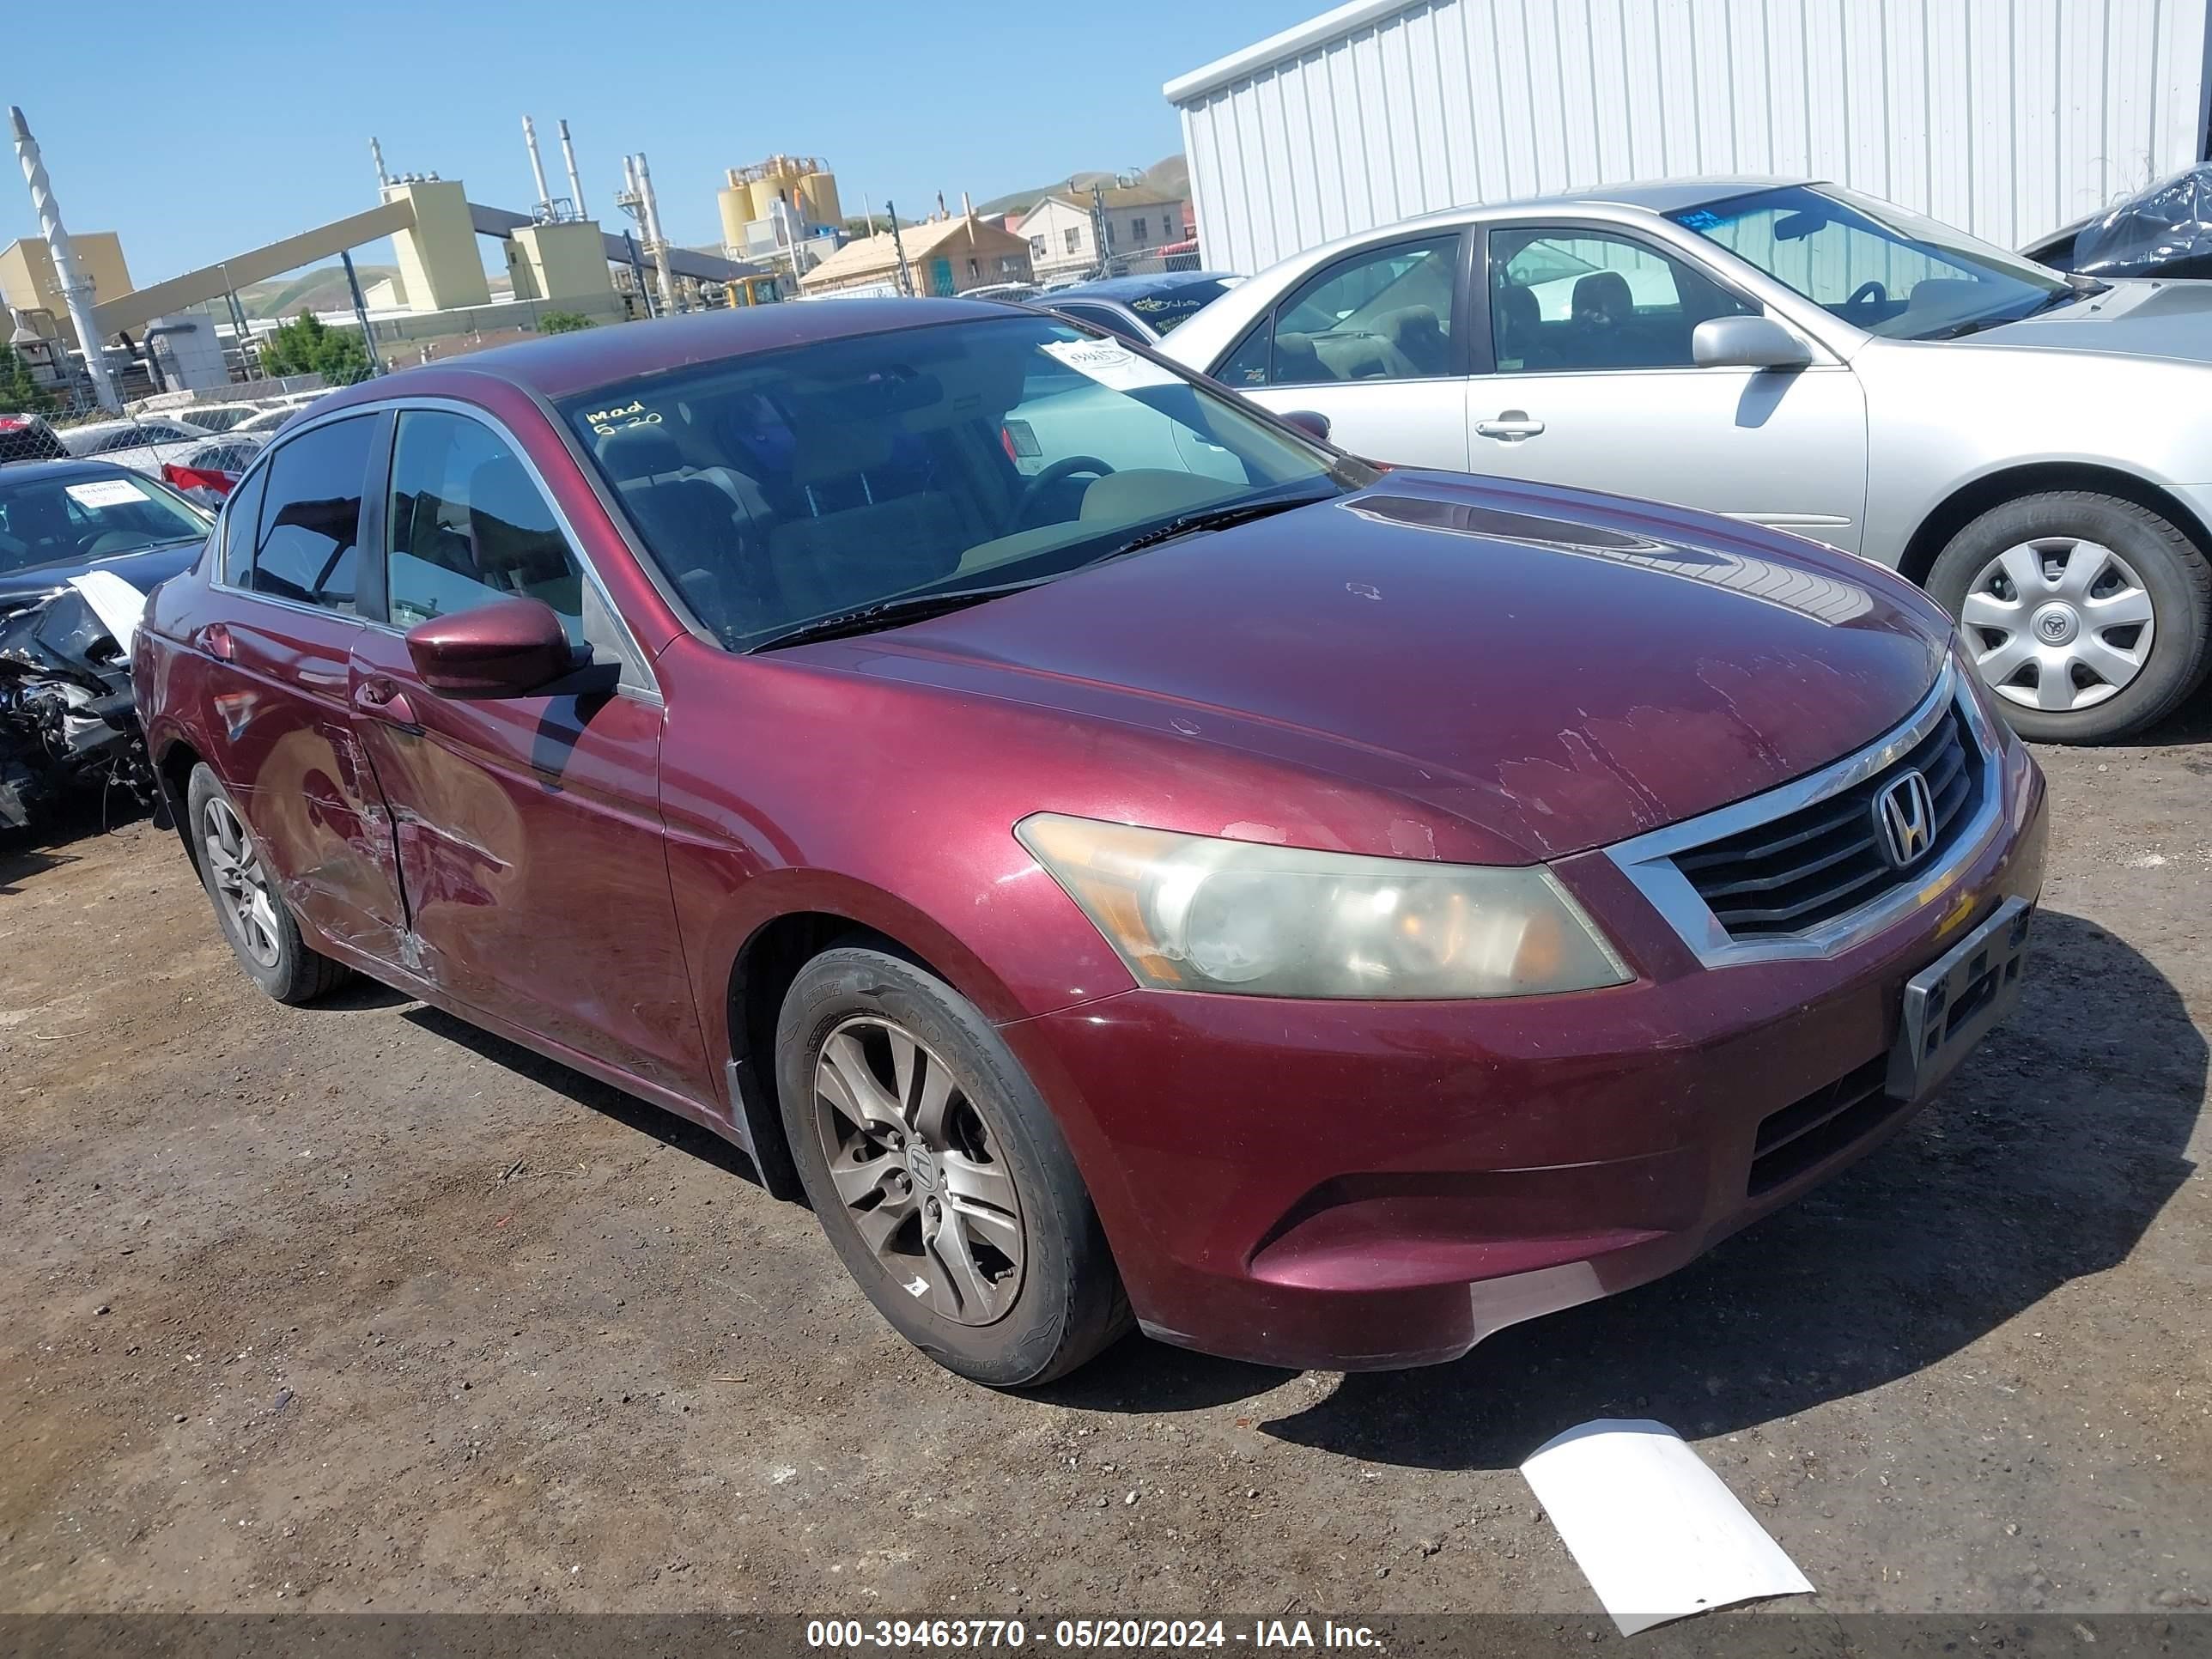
(1854, 339, 2212, 563)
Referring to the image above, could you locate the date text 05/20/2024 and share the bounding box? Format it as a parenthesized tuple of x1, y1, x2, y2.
(805, 1620, 1383, 1650)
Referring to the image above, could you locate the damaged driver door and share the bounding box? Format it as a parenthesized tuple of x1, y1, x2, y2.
(344, 405, 708, 1099)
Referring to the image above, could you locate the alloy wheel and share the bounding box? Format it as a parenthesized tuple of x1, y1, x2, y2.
(201, 796, 282, 968)
(811, 1016, 1025, 1326)
(1961, 538, 2155, 713)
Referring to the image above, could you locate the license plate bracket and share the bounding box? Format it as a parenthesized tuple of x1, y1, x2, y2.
(1887, 896, 2033, 1102)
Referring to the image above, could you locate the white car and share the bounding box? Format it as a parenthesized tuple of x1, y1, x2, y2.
(56, 418, 222, 483)
(167, 402, 267, 435)
(1164, 177, 2212, 742)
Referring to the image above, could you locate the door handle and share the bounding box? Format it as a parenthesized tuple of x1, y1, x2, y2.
(354, 676, 418, 728)
(1475, 410, 1547, 441)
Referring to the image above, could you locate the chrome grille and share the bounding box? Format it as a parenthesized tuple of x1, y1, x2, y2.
(1670, 704, 1984, 940)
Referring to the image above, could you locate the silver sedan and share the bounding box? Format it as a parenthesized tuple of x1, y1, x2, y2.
(1163, 179, 2212, 743)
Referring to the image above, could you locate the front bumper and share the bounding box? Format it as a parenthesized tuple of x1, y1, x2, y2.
(1002, 731, 2047, 1371)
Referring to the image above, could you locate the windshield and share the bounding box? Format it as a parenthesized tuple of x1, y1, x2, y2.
(0, 471, 210, 576)
(1668, 184, 2078, 340)
(1120, 280, 1233, 334)
(558, 314, 1358, 649)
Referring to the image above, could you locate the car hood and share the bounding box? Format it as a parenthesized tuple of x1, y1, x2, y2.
(1969, 278, 2212, 361)
(820, 476, 1948, 861)
(0, 540, 201, 614)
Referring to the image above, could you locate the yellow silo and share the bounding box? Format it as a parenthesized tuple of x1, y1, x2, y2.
(717, 171, 750, 252)
(802, 170, 841, 228)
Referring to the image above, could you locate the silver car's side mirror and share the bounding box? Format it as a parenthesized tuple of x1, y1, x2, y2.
(1692, 315, 1814, 370)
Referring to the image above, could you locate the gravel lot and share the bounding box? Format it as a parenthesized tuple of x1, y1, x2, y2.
(3, 710, 2207, 1620)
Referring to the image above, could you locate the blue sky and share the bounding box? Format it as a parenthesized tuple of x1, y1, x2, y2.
(6, 0, 1299, 288)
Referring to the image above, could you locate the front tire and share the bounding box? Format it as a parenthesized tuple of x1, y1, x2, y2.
(1927, 491, 2212, 743)
(185, 763, 350, 1005)
(775, 946, 1129, 1387)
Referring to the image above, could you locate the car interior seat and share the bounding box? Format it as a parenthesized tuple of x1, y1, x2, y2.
(766, 422, 964, 623)
(465, 455, 583, 618)
(594, 425, 777, 639)
(1493, 283, 1542, 368)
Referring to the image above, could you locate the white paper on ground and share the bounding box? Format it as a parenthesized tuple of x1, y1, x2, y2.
(66, 570, 149, 657)
(1520, 1419, 1814, 1636)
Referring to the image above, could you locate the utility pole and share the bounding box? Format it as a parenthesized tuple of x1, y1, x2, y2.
(886, 201, 915, 297)
(9, 105, 118, 411)
(339, 250, 385, 378)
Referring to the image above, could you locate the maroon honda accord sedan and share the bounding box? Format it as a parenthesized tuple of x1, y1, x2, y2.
(133, 299, 2047, 1386)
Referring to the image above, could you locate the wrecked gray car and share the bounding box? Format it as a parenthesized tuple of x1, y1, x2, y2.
(0, 460, 208, 831)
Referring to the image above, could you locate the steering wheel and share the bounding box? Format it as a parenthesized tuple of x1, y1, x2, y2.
(1016, 455, 1115, 527)
(1845, 280, 1889, 309)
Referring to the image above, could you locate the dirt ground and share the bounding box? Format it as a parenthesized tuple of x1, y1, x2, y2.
(3, 708, 2208, 1622)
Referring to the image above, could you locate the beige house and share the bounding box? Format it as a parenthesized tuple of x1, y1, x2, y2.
(801, 212, 1036, 297)
(1013, 187, 1190, 283)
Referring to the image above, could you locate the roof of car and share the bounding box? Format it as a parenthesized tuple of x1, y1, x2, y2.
(0, 457, 148, 486)
(319, 298, 1024, 406)
(1045, 271, 1239, 302)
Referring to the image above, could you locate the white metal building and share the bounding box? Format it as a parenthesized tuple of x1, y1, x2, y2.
(1165, 0, 2212, 275)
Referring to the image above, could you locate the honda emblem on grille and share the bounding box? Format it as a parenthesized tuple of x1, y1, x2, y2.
(1874, 769, 1936, 869)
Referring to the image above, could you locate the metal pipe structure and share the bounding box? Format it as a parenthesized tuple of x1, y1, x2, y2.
(522, 115, 553, 215)
(8, 105, 118, 411)
(633, 150, 678, 316)
(557, 119, 586, 218)
(371, 135, 390, 190)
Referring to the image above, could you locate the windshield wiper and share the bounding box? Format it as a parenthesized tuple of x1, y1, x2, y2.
(748, 579, 1048, 653)
(1094, 488, 1337, 562)
(1921, 287, 2084, 341)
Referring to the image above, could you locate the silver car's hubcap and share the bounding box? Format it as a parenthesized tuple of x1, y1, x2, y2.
(811, 1016, 1024, 1326)
(1961, 538, 2155, 712)
(201, 796, 282, 967)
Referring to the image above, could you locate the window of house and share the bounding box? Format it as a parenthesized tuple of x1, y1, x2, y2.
(1063, 227, 1080, 254)
(1030, 235, 1045, 256)
(1133, 217, 1148, 243)
(249, 415, 374, 612)
(384, 410, 585, 639)
(968, 258, 981, 278)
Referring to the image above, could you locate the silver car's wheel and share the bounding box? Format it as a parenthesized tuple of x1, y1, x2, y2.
(202, 794, 282, 968)
(1961, 538, 2155, 713)
(811, 1015, 1024, 1327)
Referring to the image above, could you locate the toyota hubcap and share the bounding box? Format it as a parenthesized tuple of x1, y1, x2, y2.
(201, 796, 281, 968)
(811, 1017, 1024, 1326)
(1962, 538, 2154, 713)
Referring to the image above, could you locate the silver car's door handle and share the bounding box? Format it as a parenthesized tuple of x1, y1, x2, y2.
(1475, 410, 1546, 441)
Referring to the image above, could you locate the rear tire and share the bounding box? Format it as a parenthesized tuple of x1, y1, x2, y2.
(1926, 491, 2212, 744)
(185, 763, 350, 1005)
(775, 946, 1130, 1387)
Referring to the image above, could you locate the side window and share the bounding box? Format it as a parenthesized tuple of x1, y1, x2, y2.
(251, 416, 373, 612)
(219, 465, 267, 586)
(1249, 235, 1459, 387)
(385, 410, 585, 641)
(1490, 229, 1753, 373)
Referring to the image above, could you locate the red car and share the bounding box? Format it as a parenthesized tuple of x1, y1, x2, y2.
(133, 301, 2047, 1386)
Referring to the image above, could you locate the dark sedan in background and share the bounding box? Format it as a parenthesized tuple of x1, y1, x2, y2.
(134, 301, 2044, 1387)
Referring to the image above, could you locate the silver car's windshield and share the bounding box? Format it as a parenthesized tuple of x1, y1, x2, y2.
(1668, 184, 2081, 341)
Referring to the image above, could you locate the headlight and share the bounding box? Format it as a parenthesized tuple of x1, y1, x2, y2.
(1016, 813, 1632, 1000)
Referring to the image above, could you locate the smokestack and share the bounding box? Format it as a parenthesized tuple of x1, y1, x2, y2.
(9, 106, 117, 411)
(557, 118, 586, 218)
(936, 190, 947, 221)
(634, 150, 678, 316)
(370, 135, 390, 190)
(522, 115, 552, 212)
(961, 191, 974, 222)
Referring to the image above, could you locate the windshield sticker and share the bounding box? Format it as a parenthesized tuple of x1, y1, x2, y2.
(1674, 209, 1723, 230)
(582, 398, 664, 436)
(64, 478, 145, 509)
(1041, 338, 1182, 392)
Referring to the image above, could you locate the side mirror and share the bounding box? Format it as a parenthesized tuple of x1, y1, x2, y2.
(1282, 409, 1332, 443)
(1692, 315, 1814, 370)
(404, 596, 574, 699)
